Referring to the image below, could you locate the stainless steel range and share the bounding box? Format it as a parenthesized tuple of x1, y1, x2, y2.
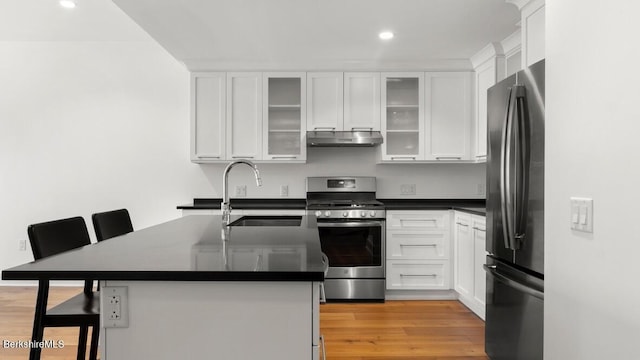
(306, 176, 385, 301)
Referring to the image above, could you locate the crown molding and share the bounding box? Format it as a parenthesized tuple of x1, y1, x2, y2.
(470, 42, 505, 69)
(501, 29, 522, 56)
(506, 0, 545, 11)
(183, 59, 474, 72)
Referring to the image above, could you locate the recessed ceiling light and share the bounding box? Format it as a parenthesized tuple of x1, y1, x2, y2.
(379, 31, 394, 40)
(59, 0, 77, 9)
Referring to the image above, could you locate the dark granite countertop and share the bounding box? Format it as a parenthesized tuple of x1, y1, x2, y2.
(379, 199, 486, 215)
(177, 198, 486, 215)
(2, 215, 324, 282)
(178, 198, 306, 210)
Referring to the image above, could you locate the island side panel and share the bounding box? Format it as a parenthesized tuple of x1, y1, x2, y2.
(100, 281, 314, 360)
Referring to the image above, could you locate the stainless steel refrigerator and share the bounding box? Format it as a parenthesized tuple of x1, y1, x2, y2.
(485, 59, 545, 360)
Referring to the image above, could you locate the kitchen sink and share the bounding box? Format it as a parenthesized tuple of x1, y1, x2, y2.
(228, 216, 302, 227)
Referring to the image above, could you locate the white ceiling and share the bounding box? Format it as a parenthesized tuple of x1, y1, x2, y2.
(112, 0, 521, 71)
(0, 0, 521, 71)
(0, 0, 150, 42)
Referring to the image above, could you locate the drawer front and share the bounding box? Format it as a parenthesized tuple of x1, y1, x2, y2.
(386, 260, 450, 290)
(471, 215, 486, 231)
(386, 211, 450, 230)
(387, 231, 449, 260)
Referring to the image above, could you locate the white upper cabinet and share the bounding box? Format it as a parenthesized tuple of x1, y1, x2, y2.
(191, 72, 226, 163)
(380, 73, 424, 161)
(424, 72, 472, 161)
(344, 72, 381, 131)
(227, 72, 262, 160)
(380, 72, 472, 163)
(471, 43, 506, 161)
(263, 73, 306, 162)
(306, 72, 343, 131)
(521, 0, 545, 67)
(474, 64, 492, 160)
(192, 69, 480, 164)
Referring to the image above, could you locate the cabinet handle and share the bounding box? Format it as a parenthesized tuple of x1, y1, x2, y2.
(473, 227, 486, 232)
(400, 244, 437, 247)
(351, 127, 373, 131)
(271, 156, 297, 159)
(313, 127, 336, 131)
(400, 273, 437, 277)
(320, 334, 326, 360)
(436, 156, 462, 160)
(197, 155, 220, 159)
(319, 283, 327, 304)
(253, 254, 263, 272)
(456, 222, 469, 227)
(231, 156, 255, 159)
(391, 156, 417, 160)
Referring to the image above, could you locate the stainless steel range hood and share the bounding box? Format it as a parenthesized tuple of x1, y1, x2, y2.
(306, 131, 383, 147)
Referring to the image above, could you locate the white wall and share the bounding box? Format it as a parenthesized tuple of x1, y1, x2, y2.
(0, 0, 485, 285)
(197, 151, 486, 199)
(0, 1, 206, 284)
(545, 1, 640, 358)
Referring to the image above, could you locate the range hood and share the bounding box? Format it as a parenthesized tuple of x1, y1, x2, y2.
(306, 131, 383, 147)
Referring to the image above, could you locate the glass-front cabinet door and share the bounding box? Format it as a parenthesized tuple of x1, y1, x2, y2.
(380, 73, 425, 161)
(262, 73, 306, 162)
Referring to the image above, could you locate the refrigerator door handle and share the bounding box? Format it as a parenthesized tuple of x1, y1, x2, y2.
(484, 264, 544, 300)
(513, 85, 531, 249)
(500, 87, 517, 250)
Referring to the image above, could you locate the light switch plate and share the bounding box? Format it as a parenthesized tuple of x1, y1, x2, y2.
(280, 185, 289, 197)
(570, 197, 593, 233)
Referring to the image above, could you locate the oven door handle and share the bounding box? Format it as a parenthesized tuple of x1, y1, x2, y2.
(316, 221, 384, 228)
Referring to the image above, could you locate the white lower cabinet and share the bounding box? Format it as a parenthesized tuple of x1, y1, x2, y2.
(472, 217, 487, 311)
(386, 211, 451, 291)
(453, 211, 486, 319)
(386, 260, 450, 290)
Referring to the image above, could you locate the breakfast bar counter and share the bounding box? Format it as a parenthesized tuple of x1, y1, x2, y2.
(2, 215, 325, 360)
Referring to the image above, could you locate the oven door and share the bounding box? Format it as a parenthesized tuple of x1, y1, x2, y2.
(317, 220, 385, 279)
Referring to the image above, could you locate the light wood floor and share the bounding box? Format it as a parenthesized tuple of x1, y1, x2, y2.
(0, 287, 487, 360)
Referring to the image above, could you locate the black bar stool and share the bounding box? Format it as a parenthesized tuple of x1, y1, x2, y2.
(27, 216, 100, 360)
(91, 209, 133, 242)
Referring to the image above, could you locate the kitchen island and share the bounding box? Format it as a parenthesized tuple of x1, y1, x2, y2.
(2, 215, 325, 360)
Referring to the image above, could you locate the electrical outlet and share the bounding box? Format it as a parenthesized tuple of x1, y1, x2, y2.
(400, 184, 416, 195)
(477, 183, 485, 195)
(109, 296, 121, 320)
(235, 185, 247, 197)
(280, 185, 289, 197)
(18, 240, 26, 251)
(101, 286, 128, 328)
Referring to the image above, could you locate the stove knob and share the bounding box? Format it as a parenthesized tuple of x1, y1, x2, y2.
(360, 211, 366, 217)
(342, 211, 348, 217)
(369, 211, 376, 217)
(324, 211, 332, 217)
(314, 211, 322, 217)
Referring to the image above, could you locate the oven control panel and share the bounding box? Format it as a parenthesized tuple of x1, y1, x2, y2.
(310, 209, 385, 219)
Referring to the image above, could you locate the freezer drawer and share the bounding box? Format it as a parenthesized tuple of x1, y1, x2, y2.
(485, 257, 543, 360)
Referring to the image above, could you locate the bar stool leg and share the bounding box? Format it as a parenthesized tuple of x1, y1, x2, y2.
(29, 281, 49, 360)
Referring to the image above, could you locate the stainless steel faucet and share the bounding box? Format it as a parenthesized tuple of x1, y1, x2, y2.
(221, 160, 262, 224)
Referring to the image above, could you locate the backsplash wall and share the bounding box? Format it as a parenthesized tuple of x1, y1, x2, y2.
(196, 147, 486, 199)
